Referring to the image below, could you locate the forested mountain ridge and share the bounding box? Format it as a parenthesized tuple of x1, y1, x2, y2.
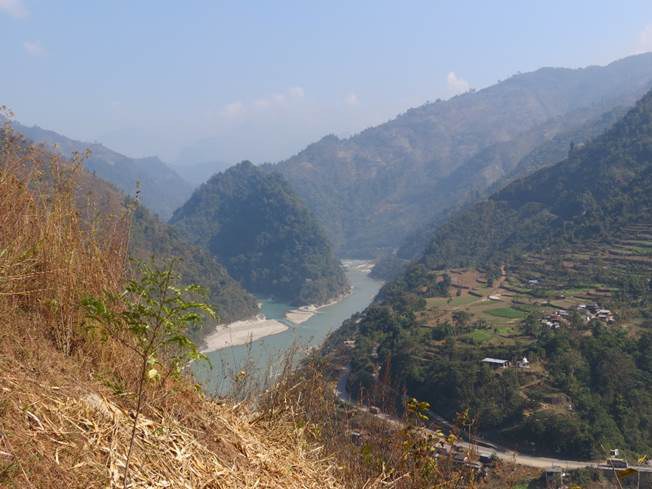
(170, 161, 349, 306)
(273, 53, 652, 257)
(421, 87, 652, 270)
(129, 205, 259, 327)
(374, 103, 633, 272)
(8, 119, 193, 219)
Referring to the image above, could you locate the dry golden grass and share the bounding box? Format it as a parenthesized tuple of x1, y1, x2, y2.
(0, 120, 346, 488)
(0, 119, 127, 356)
(0, 117, 513, 488)
(0, 338, 343, 488)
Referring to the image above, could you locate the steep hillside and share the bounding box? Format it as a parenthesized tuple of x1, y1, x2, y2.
(337, 88, 652, 459)
(375, 103, 631, 273)
(171, 161, 349, 306)
(130, 205, 259, 326)
(2, 118, 258, 327)
(421, 87, 652, 269)
(0, 128, 348, 489)
(10, 120, 193, 219)
(273, 53, 652, 256)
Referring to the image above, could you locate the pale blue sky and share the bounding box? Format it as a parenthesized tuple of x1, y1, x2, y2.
(2, 1, 652, 164)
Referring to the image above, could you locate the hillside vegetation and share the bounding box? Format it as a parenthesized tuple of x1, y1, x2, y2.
(171, 161, 348, 306)
(340, 89, 652, 459)
(273, 53, 652, 256)
(6, 115, 260, 329)
(9, 117, 193, 219)
(421, 87, 652, 269)
(0, 118, 523, 489)
(0, 122, 350, 488)
(130, 205, 259, 327)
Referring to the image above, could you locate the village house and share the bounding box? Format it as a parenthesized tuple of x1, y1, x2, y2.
(540, 310, 570, 329)
(576, 303, 614, 323)
(481, 358, 511, 368)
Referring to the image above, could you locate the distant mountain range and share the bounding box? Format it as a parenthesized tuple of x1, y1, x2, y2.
(170, 160, 233, 186)
(8, 120, 193, 219)
(171, 161, 349, 306)
(272, 53, 652, 257)
(416, 86, 652, 274)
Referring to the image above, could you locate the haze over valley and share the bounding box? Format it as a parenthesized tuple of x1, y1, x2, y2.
(2, 2, 652, 487)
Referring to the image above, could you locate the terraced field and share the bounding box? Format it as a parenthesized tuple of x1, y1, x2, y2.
(410, 225, 652, 425)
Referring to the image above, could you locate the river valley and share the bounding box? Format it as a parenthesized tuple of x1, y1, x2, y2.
(194, 260, 383, 395)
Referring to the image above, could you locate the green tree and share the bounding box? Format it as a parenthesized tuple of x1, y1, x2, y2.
(82, 260, 216, 488)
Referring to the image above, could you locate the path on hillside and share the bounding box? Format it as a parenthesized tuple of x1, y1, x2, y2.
(335, 370, 652, 472)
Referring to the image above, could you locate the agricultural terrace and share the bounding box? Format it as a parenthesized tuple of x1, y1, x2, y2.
(406, 223, 652, 436)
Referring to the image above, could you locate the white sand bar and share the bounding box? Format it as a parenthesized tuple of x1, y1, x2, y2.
(202, 316, 289, 352)
(285, 291, 352, 325)
(285, 305, 317, 324)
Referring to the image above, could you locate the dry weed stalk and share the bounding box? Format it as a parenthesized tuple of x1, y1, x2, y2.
(0, 115, 347, 488)
(0, 116, 129, 355)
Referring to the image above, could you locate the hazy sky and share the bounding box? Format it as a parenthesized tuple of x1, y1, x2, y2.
(2, 1, 652, 165)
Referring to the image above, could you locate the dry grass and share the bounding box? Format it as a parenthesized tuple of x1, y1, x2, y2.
(0, 341, 343, 488)
(0, 117, 517, 488)
(0, 119, 345, 488)
(0, 119, 127, 356)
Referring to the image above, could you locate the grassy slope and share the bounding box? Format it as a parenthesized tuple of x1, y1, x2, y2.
(0, 127, 343, 488)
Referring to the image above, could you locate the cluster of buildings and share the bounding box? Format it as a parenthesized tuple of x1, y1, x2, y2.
(541, 309, 570, 329)
(540, 303, 614, 329)
(577, 303, 614, 323)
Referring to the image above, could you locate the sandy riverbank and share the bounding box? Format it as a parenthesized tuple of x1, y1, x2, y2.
(285, 305, 317, 324)
(202, 315, 288, 352)
(284, 289, 354, 325)
(342, 259, 375, 273)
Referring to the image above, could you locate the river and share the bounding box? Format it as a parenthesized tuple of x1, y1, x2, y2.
(193, 260, 383, 395)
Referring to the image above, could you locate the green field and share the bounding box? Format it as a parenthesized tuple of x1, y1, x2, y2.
(495, 325, 514, 335)
(632, 246, 652, 255)
(486, 307, 527, 319)
(467, 329, 493, 343)
(448, 294, 479, 306)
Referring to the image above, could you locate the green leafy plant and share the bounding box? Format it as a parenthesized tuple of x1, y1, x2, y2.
(82, 259, 216, 488)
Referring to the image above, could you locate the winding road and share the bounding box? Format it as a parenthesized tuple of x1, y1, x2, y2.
(335, 368, 652, 472)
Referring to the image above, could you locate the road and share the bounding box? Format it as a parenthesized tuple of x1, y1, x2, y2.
(335, 368, 652, 472)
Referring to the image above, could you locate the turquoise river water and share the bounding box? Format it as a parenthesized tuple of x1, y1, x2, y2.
(193, 260, 383, 395)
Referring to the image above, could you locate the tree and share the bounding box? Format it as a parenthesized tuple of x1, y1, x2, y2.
(452, 310, 471, 329)
(82, 260, 216, 488)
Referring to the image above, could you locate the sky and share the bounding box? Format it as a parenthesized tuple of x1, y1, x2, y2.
(2, 1, 652, 165)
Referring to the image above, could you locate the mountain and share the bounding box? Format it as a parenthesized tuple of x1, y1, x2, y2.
(336, 88, 652, 458)
(130, 205, 259, 328)
(10, 120, 193, 219)
(170, 160, 232, 186)
(273, 53, 652, 257)
(170, 161, 349, 306)
(378, 102, 633, 269)
(1, 119, 258, 328)
(420, 88, 652, 270)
